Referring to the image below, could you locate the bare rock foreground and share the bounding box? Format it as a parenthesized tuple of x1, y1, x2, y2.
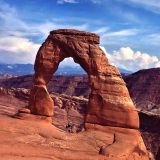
(0, 115, 148, 160)
(1, 29, 149, 159)
(0, 88, 150, 160)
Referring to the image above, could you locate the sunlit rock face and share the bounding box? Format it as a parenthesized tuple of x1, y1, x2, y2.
(28, 29, 139, 129)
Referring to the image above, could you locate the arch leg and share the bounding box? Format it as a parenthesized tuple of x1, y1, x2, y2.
(28, 40, 61, 117)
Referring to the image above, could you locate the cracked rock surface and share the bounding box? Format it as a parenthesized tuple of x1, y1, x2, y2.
(0, 87, 150, 160)
(0, 115, 149, 160)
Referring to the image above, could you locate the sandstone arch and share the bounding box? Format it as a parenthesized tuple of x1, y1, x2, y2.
(28, 29, 139, 129)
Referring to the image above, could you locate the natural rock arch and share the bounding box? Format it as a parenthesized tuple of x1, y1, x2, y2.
(28, 29, 139, 129)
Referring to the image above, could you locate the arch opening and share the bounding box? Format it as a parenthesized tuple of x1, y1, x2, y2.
(55, 57, 86, 76)
(26, 29, 139, 130)
(47, 57, 90, 132)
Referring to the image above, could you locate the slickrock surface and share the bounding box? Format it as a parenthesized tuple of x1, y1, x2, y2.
(0, 87, 151, 159)
(0, 115, 148, 160)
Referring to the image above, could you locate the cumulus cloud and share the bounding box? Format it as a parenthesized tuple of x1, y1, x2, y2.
(0, 36, 40, 64)
(0, 0, 39, 64)
(101, 47, 160, 71)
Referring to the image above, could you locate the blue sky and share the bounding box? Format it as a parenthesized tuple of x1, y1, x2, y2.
(0, 0, 160, 71)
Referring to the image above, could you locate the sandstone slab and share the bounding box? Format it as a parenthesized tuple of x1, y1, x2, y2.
(0, 115, 149, 160)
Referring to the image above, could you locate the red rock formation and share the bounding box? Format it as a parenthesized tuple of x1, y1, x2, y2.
(0, 87, 27, 116)
(0, 75, 90, 97)
(124, 68, 160, 114)
(0, 87, 155, 159)
(26, 29, 139, 129)
(0, 114, 149, 160)
(12, 29, 150, 159)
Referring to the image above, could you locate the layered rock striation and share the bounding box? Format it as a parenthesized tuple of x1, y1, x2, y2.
(27, 29, 139, 129)
(0, 75, 90, 98)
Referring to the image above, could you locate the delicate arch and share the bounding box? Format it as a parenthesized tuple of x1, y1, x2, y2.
(28, 29, 139, 129)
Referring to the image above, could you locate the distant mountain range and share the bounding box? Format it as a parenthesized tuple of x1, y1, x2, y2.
(0, 64, 34, 75)
(0, 64, 132, 75)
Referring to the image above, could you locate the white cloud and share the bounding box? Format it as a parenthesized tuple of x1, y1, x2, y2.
(0, 0, 89, 64)
(0, 36, 39, 64)
(57, 0, 78, 4)
(0, 0, 28, 35)
(0, 0, 89, 38)
(57, 0, 103, 4)
(103, 29, 139, 37)
(37, 22, 88, 39)
(100, 28, 139, 46)
(60, 57, 80, 66)
(0, 1, 39, 63)
(93, 27, 109, 34)
(101, 47, 160, 71)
